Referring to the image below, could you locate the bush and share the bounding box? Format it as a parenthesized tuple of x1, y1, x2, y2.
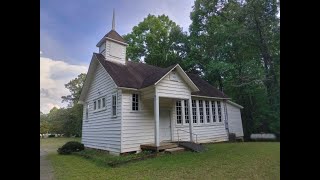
(48, 134, 55, 138)
(229, 133, 236, 142)
(58, 141, 84, 155)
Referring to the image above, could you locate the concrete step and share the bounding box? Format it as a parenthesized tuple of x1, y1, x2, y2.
(164, 147, 185, 154)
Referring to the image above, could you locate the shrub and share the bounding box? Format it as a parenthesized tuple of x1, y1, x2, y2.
(229, 133, 236, 142)
(58, 141, 84, 155)
(48, 134, 55, 138)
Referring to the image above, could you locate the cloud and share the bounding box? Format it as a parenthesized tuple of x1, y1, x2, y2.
(40, 56, 87, 113)
(40, 51, 43, 55)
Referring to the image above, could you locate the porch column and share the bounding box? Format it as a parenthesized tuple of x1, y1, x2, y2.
(154, 94, 160, 147)
(188, 98, 194, 142)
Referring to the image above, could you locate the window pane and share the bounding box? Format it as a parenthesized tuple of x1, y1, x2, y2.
(199, 100, 203, 123)
(176, 101, 182, 124)
(184, 100, 189, 124)
(98, 99, 101, 109)
(192, 100, 197, 123)
(132, 94, 139, 111)
(206, 101, 210, 123)
(217, 101, 222, 122)
(102, 98, 106, 107)
(212, 101, 216, 122)
(112, 95, 117, 116)
(94, 101, 96, 110)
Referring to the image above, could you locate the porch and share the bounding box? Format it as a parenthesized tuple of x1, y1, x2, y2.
(153, 95, 194, 148)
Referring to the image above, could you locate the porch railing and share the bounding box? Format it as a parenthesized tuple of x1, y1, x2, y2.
(177, 129, 198, 144)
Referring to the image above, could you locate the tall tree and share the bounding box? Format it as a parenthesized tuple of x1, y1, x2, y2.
(189, 0, 280, 137)
(124, 14, 190, 68)
(61, 73, 86, 107)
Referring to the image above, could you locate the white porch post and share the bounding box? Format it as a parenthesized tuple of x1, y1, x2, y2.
(188, 98, 194, 142)
(154, 94, 160, 147)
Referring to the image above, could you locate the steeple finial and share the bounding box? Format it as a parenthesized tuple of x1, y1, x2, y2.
(112, 8, 115, 30)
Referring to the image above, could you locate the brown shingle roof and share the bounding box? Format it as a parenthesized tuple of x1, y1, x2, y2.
(104, 30, 126, 43)
(187, 73, 228, 98)
(94, 53, 228, 98)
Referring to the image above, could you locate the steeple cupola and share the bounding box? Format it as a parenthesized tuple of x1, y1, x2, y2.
(96, 9, 128, 64)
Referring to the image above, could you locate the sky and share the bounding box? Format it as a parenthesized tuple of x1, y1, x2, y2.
(40, 0, 195, 113)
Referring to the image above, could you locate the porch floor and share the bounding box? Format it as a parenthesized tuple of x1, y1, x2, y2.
(140, 142, 178, 151)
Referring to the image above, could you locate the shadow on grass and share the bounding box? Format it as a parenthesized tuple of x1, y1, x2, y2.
(72, 149, 163, 168)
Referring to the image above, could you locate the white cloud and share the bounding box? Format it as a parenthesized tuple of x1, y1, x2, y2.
(40, 51, 43, 55)
(40, 56, 87, 114)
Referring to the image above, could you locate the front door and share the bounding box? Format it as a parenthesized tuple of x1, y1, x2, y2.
(159, 110, 171, 142)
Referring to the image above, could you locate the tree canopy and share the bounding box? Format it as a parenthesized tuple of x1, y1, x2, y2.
(123, 14, 190, 69)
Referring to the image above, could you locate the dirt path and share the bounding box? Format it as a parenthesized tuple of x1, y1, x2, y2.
(40, 149, 55, 180)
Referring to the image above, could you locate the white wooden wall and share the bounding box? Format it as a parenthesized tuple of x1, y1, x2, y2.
(226, 103, 244, 137)
(104, 40, 126, 64)
(121, 92, 174, 153)
(121, 90, 155, 152)
(156, 71, 191, 99)
(82, 63, 122, 154)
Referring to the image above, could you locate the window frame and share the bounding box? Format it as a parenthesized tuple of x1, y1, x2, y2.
(198, 100, 204, 123)
(102, 97, 106, 108)
(184, 100, 189, 124)
(132, 93, 139, 111)
(211, 101, 216, 123)
(176, 100, 182, 125)
(192, 100, 197, 124)
(93, 96, 107, 112)
(112, 93, 117, 117)
(217, 101, 222, 122)
(205, 101, 210, 123)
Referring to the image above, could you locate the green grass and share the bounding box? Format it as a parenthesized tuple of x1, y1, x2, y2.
(43, 138, 280, 180)
(40, 137, 81, 153)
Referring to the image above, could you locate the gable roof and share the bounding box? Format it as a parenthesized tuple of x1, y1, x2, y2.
(94, 53, 228, 99)
(187, 73, 228, 98)
(104, 30, 126, 43)
(96, 30, 127, 47)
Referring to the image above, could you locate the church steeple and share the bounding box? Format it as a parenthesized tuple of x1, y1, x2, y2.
(96, 9, 128, 64)
(112, 8, 115, 30)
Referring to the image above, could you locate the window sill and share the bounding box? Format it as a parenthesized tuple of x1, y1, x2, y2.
(92, 107, 107, 113)
(175, 123, 224, 127)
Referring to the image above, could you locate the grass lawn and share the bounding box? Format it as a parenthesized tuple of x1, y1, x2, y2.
(40, 137, 81, 153)
(42, 138, 280, 180)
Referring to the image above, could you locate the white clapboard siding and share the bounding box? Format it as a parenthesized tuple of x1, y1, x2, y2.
(82, 63, 122, 154)
(172, 98, 229, 143)
(226, 102, 244, 137)
(141, 87, 155, 99)
(121, 92, 155, 152)
(156, 71, 191, 99)
(105, 40, 126, 64)
(121, 91, 175, 153)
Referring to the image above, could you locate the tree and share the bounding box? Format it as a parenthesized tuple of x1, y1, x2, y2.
(41, 73, 86, 137)
(123, 14, 190, 68)
(189, 0, 280, 137)
(60, 73, 86, 136)
(40, 113, 49, 137)
(61, 73, 86, 107)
